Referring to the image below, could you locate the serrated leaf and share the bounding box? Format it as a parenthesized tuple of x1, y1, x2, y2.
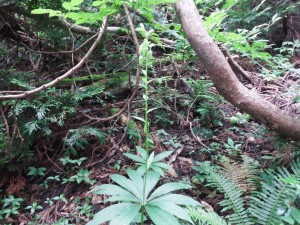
(146, 205, 181, 225)
(148, 183, 192, 201)
(153, 151, 172, 162)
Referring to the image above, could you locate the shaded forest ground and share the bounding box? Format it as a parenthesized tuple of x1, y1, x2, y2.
(0, 1, 300, 224)
(1, 50, 300, 224)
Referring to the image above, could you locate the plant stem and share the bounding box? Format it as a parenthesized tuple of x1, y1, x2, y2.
(141, 37, 150, 225)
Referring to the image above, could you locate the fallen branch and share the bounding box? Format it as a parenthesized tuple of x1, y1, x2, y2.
(220, 46, 252, 83)
(0, 17, 108, 100)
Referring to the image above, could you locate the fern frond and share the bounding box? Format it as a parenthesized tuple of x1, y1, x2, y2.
(249, 159, 300, 225)
(187, 206, 228, 225)
(241, 155, 261, 191)
(220, 156, 260, 193)
(207, 170, 253, 225)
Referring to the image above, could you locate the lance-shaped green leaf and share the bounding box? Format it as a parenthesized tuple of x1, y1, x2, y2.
(110, 174, 141, 200)
(149, 194, 200, 206)
(87, 202, 133, 225)
(146, 205, 181, 225)
(148, 182, 192, 201)
(149, 201, 194, 224)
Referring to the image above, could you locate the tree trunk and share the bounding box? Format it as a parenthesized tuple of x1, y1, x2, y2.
(174, 0, 300, 140)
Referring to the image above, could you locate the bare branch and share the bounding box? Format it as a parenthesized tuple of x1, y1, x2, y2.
(220, 46, 252, 82)
(60, 18, 123, 35)
(0, 17, 109, 100)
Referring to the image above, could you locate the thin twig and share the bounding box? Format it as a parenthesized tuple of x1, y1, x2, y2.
(0, 102, 11, 157)
(186, 98, 208, 148)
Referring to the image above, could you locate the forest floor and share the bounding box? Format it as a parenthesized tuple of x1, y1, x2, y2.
(1, 54, 300, 225)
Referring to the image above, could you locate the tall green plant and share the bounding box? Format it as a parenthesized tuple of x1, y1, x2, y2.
(86, 24, 200, 225)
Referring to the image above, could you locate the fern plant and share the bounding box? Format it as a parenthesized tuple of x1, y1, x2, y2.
(249, 159, 300, 225)
(194, 157, 300, 225)
(64, 127, 105, 156)
(206, 168, 252, 225)
(187, 206, 228, 225)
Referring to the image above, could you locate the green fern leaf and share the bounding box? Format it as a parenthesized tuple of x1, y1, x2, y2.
(206, 170, 253, 225)
(187, 206, 228, 225)
(249, 159, 300, 225)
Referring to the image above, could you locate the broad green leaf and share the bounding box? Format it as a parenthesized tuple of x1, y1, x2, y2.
(146, 205, 181, 225)
(132, 212, 147, 223)
(62, 2, 80, 10)
(124, 153, 145, 163)
(149, 201, 193, 224)
(291, 207, 300, 224)
(147, 152, 155, 170)
(62, 0, 83, 10)
(281, 216, 295, 225)
(137, 164, 147, 175)
(110, 204, 141, 225)
(70, 0, 83, 6)
(90, 184, 132, 197)
(148, 183, 192, 201)
(87, 203, 132, 225)
(136, 146, 147, 159)
(110, 174, 140, 199)
(105, 195, 139, 203)
(151, 165, 164, 176)
(127, 170, 144, 198)
(222, 0, 238, 10)
(92, 1, 102, 6)
(31, 9, 55, 14)
(145, 171, 160, 197)
(149, 194, 200, 206)
(153, 162, 173, 171)
(66, 12, 105, 24)
(293, 96, 300, 103)
(153, 151, 172, 162)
